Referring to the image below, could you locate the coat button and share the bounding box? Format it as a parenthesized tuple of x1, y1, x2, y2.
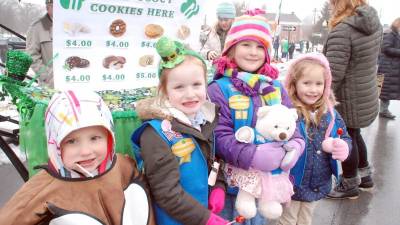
(313, 188, 318, 192)
(317, 150, 321, 154)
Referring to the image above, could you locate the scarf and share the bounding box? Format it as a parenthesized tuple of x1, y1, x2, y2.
(223, 68, 281, 105)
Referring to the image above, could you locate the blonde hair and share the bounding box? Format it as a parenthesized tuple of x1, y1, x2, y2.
(286, 59, 336, 130)
(329, 0, 367, 28)
(157, 55, 207, 101)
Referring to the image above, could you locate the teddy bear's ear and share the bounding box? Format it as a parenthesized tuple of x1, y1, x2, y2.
(257, 106, 271, 118)
(289, 108, 298, 120)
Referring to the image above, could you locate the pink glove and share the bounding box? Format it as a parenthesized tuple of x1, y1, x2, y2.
(206, 213, 228, 225)
(208, 187, 225, 214)
(280, 139, 305, 171)
(322, 138, 349, 161)
(322, 137, 334, 153)
(251, 142, 285, 172)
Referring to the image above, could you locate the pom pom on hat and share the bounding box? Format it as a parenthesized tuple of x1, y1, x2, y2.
(216, 2, 236, 19)
(222, 8, 273, 56)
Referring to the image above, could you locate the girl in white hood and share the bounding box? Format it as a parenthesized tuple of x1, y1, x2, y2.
(0, 90, 156, 225)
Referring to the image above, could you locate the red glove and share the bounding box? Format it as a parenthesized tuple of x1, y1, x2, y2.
(208, 187, 225, 214)
(206, 213, 228, 225)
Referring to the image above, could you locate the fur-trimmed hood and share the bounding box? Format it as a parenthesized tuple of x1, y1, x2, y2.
(135, 97, 217, 127)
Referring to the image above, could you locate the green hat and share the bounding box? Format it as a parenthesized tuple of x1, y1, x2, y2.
(6, 50, 32, 81)
(156, 36, 206, 77)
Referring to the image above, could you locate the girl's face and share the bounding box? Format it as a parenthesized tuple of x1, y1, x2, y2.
(295, 65, 325, 106)
(61, 126, 108, 175)
(165, 61, 206, 117)
(233, 40, 265, 73)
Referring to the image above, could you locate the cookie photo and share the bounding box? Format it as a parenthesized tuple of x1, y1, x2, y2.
(144, 24, 164, 39)
(103, 55, 126, 69)
(177, 25, 190, 40)
(65, 56, 90, 70)
(109, 19, 126, 37)
(138, 55, 154, 67)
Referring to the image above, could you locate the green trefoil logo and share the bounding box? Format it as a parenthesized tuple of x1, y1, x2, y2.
(180, 0, 199, 19)
(59, 0, 85, 10)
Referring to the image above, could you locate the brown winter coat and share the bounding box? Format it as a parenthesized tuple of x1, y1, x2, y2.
(135, 97, 224, 225)
(0, 154, 156, 225)
(324, 5, 382, 128)
(26, 14, 53, 88)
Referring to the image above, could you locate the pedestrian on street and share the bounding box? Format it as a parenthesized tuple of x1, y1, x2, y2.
(281, 38, 289, 59)
(377, 17, 400, 120)
(288, 42, 295, 59)
(200, 1, 236, 61)
(273, 36, 280, 60)
(26, 0, 54, 88)
(208, 9, 305, 225)
(278, 53, 351, 225)
(323, 0, 382, 199)
(306, 41, 310, 53)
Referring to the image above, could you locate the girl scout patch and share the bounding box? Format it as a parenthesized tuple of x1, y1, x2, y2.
(171, 138, 195, 164)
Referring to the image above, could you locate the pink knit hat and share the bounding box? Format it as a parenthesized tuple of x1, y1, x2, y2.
(222, 9, 273, 57)
(284, 53, 335, 139)
(213, 9, 278, 79)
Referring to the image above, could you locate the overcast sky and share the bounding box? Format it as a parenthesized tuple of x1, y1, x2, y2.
(24, 0, 397, 25)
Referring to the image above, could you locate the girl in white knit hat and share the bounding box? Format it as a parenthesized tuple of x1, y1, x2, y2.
(0, 90, 156, 225)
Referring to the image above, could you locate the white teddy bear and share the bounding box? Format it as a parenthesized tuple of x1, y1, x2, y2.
(226, 104, 298, 219)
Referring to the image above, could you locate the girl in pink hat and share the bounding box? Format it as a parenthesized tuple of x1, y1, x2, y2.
(208, 9, 305, 225)
(277, 53, 351, 225)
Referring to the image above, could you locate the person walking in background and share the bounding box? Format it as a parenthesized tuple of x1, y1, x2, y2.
(131, 37, 227, 225)
(208, 9, 305, 225)
(26, 0, 54, 88)
(278, 53, 351, 225)
(323, 0, 382, 199)
(273, 36, 280, 60)
(306, 41, 310, 53)
(200, 2, 236, 61)
(281, 38, 289, 60)
(288, 42, 295, 60)
(377, 17, 400, 120)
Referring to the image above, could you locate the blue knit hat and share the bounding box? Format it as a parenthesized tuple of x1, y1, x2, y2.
(216, 2, 236, 19)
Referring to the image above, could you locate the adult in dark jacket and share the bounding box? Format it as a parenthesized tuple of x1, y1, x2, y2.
(377, 18, 400, 119)
(323, 0, 382, 199)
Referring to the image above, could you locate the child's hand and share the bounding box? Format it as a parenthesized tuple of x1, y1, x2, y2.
(251, 142, 285, 172)
(208, 187, 225, 214)
(322, 137, 334, 153)
(206, 213, 228, 225)
(331, 138, 349, 161)
(280, 139, 305, 171)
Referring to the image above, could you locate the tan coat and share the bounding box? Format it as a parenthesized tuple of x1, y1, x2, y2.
(0, 155, 156, 225)
(26, 14, 53, 88)
(200, 25, 226, 59)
